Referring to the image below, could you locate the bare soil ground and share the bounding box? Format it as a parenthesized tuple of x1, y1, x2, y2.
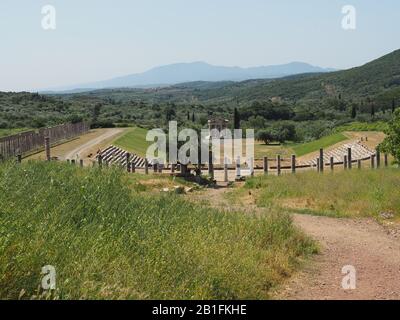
(191, 185, 400, 300)
(26, 128, 126, 164)
(275, 214, 400, 300)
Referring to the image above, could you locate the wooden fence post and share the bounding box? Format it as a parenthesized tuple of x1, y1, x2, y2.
(16, 154, 22, 164)
(131, 161, 136, 173)
(145, 159, 149, 174)
(330, 157, 334, 171)
(250, 157, 254, 177)
(224, 157, 228, 183)
(384, 154, 389, 167)
(371, 155, 375, 169)
(319, 148, 324, 172)
(98, 155, 103, 167)
(263, 157, 268, 175)
(357, 159, 362, 169)
(376, 148, 381, 168)
(44, 137, 51, 161)
(126, 153, 130, 172)
(291, 154, 296, 174)
(171, 163, 175, 174)
(208, 150, 214, 178)
(71, 159, 76, 165)
(236, 156, 241, 180)
(347, 148, 352, 169)
(277, 155, 281, 176)
(316, 158, 320, 172)
(343, 155, 348, 170)
(181, 164, 188, 176)
(153, 162, 158, 173)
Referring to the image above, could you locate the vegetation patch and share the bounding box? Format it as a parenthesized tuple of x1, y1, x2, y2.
(0, 161, 316, 299)
(335, 121, 389, 132)
(241, 169, 400, 219)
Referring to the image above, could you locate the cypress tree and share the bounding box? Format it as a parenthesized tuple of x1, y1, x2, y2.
(234, 107, 240, 129)
(351, 105, 357, 119)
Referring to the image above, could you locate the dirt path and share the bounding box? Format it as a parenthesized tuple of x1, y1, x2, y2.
(63, 128, 123, 160)
(26, 128, 125, 163)
(193, 185, 400, 300)
(277, 214, 400, 300)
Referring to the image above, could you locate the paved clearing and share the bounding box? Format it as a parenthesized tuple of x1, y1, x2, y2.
(193, 185, 400, 300)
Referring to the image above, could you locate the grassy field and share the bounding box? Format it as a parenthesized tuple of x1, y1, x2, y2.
(0, 161, 316, 300)
(237, 168, 400, 219)
(290, 133, 347, 157)
(254, 141, 294, 159)
(113, 127, 150, 156)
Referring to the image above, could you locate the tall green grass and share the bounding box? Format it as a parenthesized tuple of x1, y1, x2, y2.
(244, 169, 400, 219)
(0, 161, 316, 299)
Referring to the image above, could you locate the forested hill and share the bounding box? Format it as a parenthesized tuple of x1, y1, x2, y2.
(56, 49, 400, 107)
(0, 49, 399, 138)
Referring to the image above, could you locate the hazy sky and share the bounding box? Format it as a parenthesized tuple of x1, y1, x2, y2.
(0, 0, 399, 91)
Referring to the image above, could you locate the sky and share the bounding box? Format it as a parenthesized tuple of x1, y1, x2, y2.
(0, 0, 399, 91)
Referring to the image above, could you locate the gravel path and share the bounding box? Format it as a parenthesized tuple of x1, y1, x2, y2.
(277, 214, 400, 300)
(194, 186, 400, 300)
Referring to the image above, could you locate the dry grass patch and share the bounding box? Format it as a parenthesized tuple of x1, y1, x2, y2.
(240, 168, 400, 220)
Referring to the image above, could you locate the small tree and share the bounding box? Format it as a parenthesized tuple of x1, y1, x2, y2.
(256, 130, 274, 145)
(380, 109, 400, 163)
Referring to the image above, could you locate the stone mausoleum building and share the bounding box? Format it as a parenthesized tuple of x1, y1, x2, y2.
(208, 117, 229, 133)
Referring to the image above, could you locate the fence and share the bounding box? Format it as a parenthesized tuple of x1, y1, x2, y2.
(0, 122, 90, 160)
(87, 145, 390, 182)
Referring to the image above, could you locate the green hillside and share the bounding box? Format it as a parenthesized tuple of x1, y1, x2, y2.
(1, 49, 399, 144)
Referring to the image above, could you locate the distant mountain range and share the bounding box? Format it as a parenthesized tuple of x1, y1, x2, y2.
(43, 61, 336, 93)
(59, 49, 399, 108)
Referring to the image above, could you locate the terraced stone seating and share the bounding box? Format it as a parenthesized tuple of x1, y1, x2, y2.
(96, 145, 147, 168)
(304, 141, 375, 166)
